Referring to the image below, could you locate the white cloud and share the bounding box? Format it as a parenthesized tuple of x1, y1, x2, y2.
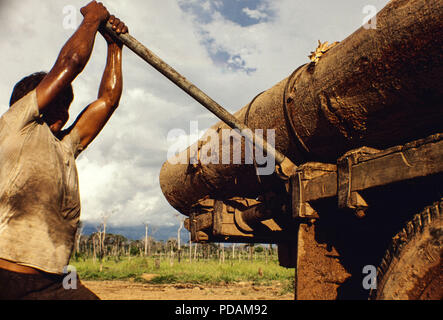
(242, 7, 267, 20)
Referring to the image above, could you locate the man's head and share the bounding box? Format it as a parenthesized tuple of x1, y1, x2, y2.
(10, 72, 74, 133)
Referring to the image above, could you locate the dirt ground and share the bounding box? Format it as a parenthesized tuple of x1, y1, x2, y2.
(82, 280, 294, 300)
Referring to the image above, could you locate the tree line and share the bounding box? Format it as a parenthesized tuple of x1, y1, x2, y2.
(72, 223, 277, 266)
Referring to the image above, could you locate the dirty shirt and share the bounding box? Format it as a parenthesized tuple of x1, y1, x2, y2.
(0, 89, 83, 274)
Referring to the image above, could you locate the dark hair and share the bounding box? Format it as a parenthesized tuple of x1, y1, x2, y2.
(9, 72, 74, 108)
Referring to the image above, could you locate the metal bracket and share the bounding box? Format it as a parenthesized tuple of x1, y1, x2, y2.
(188, 213, 210, 242)
(188, 201, 214, 242)
(291, 162, 337, 219)
(189, 213, 198, 242)
(291, 172, 317, 219)
(185, 197, 298, 243)
(337, 147, 378, 218)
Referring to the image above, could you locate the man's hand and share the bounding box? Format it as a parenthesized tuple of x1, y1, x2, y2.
(80, 1, 110, 23)
(108, 15, 128, 35)
(99, 15, 128, 46)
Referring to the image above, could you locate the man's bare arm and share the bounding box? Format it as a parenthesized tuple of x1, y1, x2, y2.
(69, 16, 127, 149)
(36, 1, 109, 111)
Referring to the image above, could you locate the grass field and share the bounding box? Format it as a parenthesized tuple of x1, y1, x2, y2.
(70, 256, 295, 293)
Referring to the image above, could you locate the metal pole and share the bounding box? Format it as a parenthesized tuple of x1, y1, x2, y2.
(103, 22, 291, 167)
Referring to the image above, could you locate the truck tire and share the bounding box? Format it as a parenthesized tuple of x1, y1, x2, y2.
(371, 199, 442, 300)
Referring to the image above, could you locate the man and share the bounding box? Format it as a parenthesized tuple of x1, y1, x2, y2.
(0, 1, 128, 299)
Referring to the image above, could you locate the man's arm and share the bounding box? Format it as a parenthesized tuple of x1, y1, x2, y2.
(68, 16, 127, 149)
(36, 1, 109, 111)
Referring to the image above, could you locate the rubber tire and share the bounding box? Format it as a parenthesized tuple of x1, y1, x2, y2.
(370, 199, 442, 300)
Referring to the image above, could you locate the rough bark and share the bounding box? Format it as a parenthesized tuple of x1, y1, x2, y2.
(160, 0, 443, 216)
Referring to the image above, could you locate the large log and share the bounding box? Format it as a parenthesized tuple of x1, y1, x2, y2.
(160, 0, 443, 216)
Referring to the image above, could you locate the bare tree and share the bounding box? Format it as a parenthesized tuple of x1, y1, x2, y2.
(168, 238, 175, 266)
(189, 231, 192, 263)
(177, 219, 184, 250)
(175, 214, 185, 263)
(194, 242, 198, 260)
(144, 223, 149, 257)
(95, 209, 118, 271)
(249, 244, 254, 261)
(232, 243, 236, 260)
(219, 243, 225, 264)
(92, 234, 97, 264)
(149, 226, 158, 257)
(96, 214, 108, 262)
(74, 222, 84, 255)
(96, 209, 117, 262)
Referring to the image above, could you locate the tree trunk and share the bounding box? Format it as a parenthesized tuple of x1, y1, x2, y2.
(75, 225, 83, 255)
(144, 224, 148, 257)
(170, 242, 174, 267)
(102, 222, 106, 259)
(189, 233, 192, 263)
(159, 0, 443, 216)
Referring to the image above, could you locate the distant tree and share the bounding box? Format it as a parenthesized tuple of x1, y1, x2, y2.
(175, 214, 185, 263)
(249, 244, 254, 261)
(149, 226, 158, 257)
(231, 243, 236, 260)
(130, 245, 139, 256)
(254, 246, 264, 253)
(74, 221, 84, 255)
(144, 223, 149, 257)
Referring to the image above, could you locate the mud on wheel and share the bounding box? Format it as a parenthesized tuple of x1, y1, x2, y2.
(370, 199, 443, 300)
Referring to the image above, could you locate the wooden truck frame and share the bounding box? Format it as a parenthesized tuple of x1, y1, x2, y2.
(184, 133, 442, 299)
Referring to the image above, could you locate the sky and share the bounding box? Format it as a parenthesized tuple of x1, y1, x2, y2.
(0, 0, 389, 232)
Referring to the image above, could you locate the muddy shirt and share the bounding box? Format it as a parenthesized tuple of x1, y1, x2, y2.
(0, 89, 83, 274)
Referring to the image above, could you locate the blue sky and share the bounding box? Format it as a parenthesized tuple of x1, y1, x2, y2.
(178, 0, 274, 73)
(0, 0, 389, 236)
(179, 0, 273, 26)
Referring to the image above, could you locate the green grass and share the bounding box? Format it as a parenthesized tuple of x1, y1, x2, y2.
(70, 256, 294, 288)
